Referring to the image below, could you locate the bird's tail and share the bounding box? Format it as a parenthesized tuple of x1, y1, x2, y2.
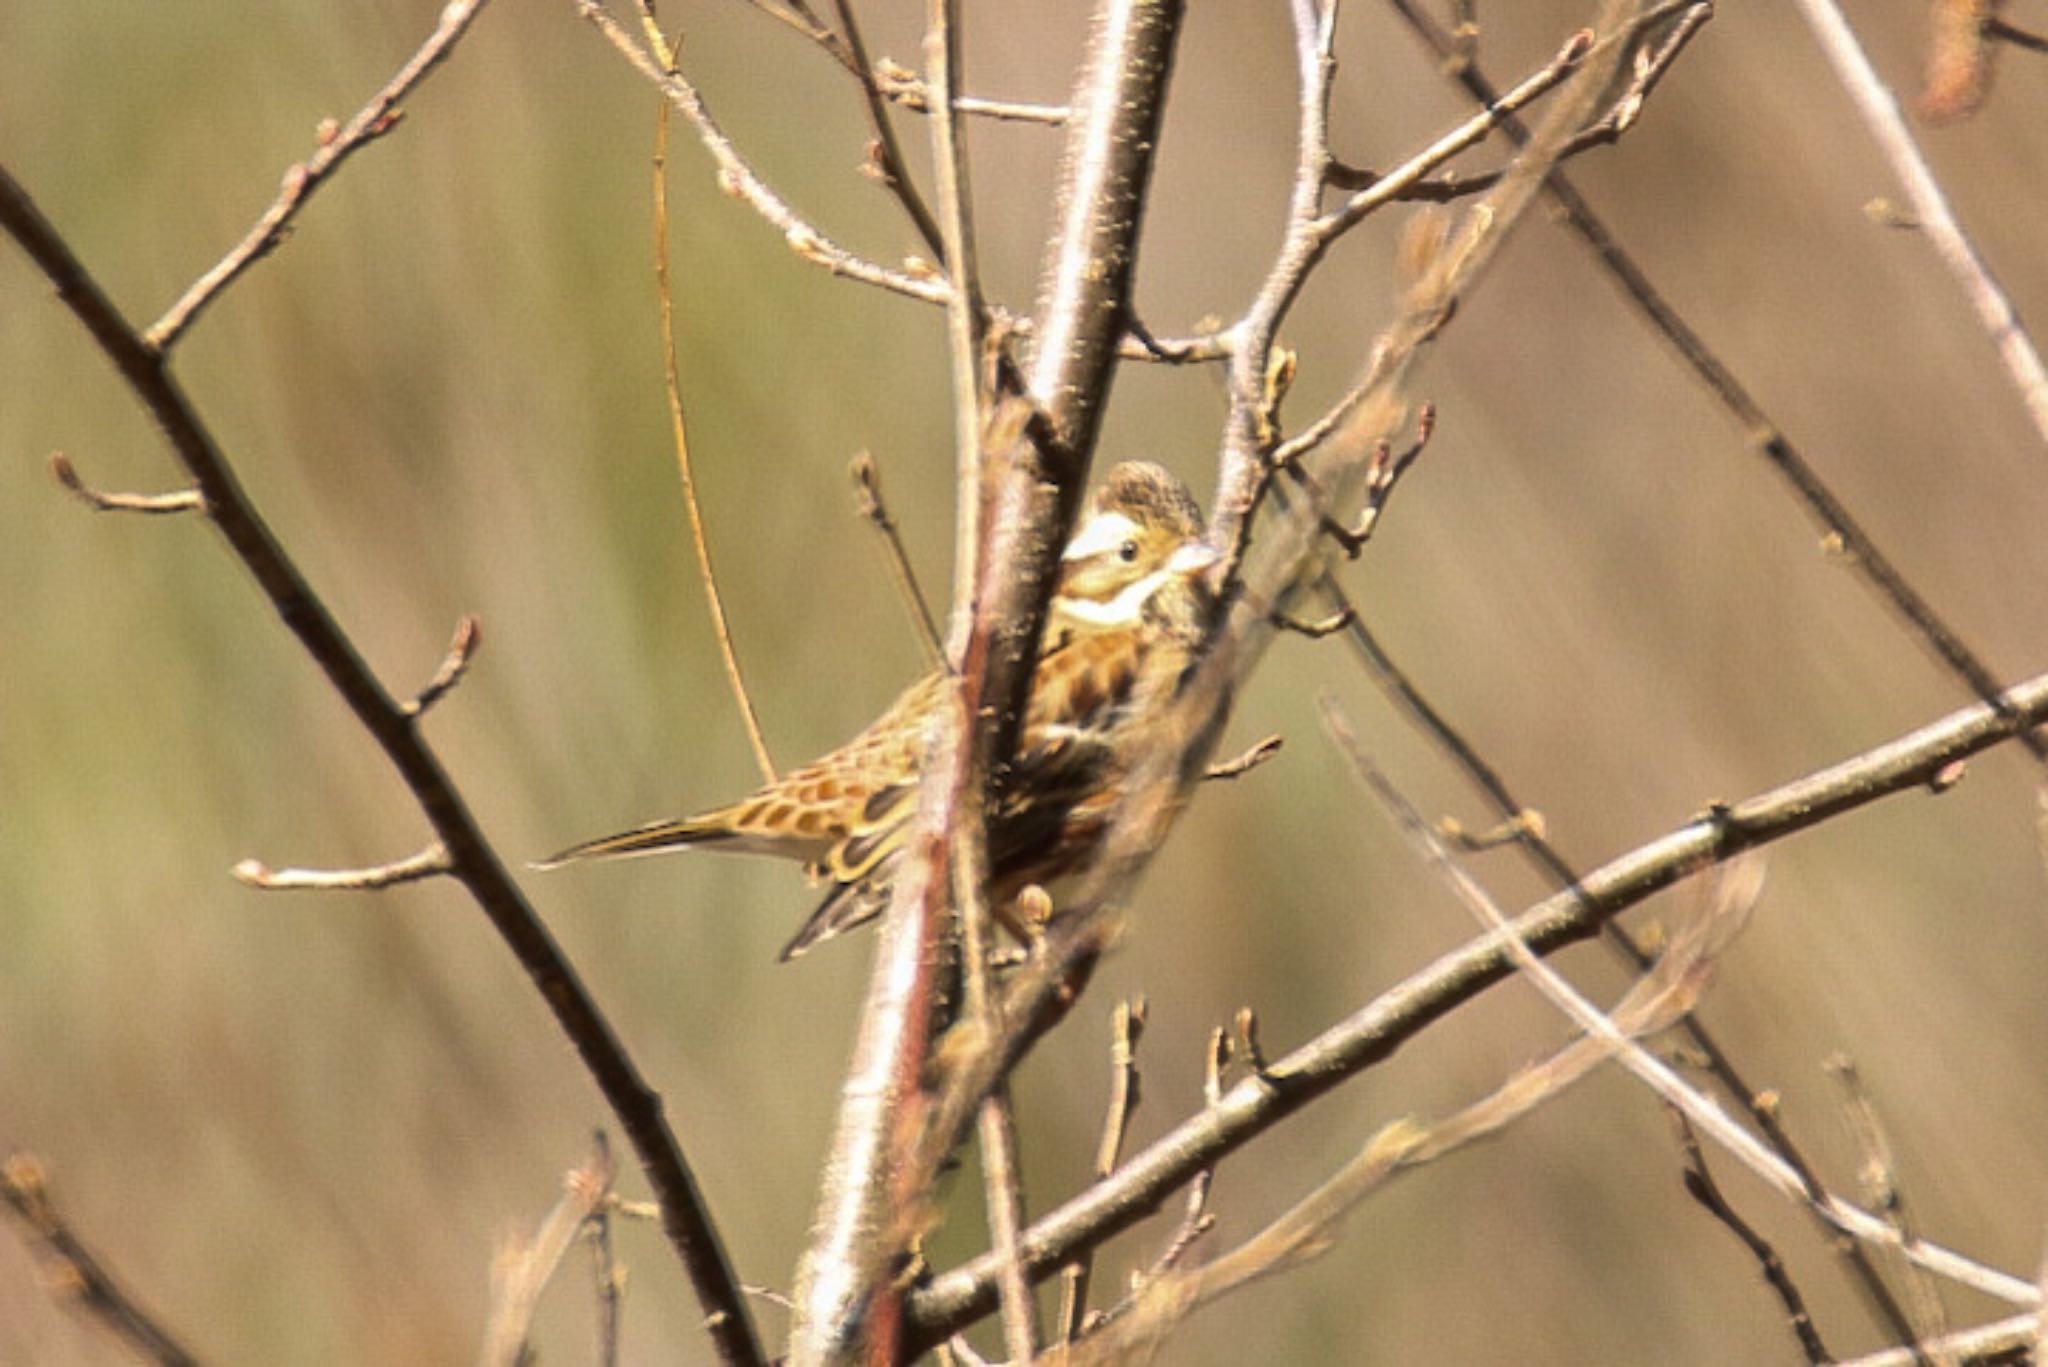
(530, 815, 739, 870)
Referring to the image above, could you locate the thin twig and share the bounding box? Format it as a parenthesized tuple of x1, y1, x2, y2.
(1059, 879, 1748, 1366)
(850, 451, 945, 667)
(830, 0, 945, 260)
(146, 0, 491, 350)
(1836, 1312, 2042, 1367)
(482, 1134, 616, 1367)
(978, 1085, 1040, 1365)
(1388, 0, 2048, 767)
(0, 163, 765, 1367)
(580, 0, 952, 309)
(872, 63, 1071, 124)
(1, 1154, 199, 1367)
(405, 614, 483, 718)
(1327, 700, 2024, 1363)
(926, 0, 989, 648)
(49, 452, 204, 515)
(1056, 998, 1146, 1344)
(232, 842, 452, 891)
(1794, 0, 2048, 453)
(587, 1134, 623, 1367)
(1204, 734, 1284, 781)
(912, 12, 1659, 1342)
(905, 664, 2048, 1344)
(651, 34, 777, 784)
(1315, 573, 1920, 1328)
(1671, 1111, 1831, 1364)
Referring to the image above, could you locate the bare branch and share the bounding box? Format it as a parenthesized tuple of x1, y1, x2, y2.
(0, 163, 764, 1367)
(1837, 1312, 2043, 1367)
(233, 842, 452, 892)
(1388, 0, 2048, 766)
(831, 0, 946, 260)
(906, 665, 2048, 1345)
(49, 452, 202, 515)
(1, 1154, 198, 1367)
(1795, 0, 2048, 453)
(579, 0, 952, 310)
(146, 0, 491, 350)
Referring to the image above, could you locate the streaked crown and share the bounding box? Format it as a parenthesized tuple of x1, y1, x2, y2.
(1054, 462, 1212, 632)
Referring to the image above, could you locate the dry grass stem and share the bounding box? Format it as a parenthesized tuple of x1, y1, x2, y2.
(652, 53, 778, 784)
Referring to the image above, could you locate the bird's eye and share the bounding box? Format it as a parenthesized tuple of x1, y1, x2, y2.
(1118, 539, 1140, 563)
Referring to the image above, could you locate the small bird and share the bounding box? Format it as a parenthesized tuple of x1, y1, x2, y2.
(538, 461, 1219, 961)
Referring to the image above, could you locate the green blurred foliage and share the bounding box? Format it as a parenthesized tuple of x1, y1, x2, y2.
(4, 2, 2047, 1362)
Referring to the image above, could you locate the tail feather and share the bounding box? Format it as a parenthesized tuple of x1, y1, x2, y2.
(778, 870, 893, 962)
(531, 817, 737, 870)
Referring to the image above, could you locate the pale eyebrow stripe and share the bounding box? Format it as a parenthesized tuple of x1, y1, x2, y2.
(1062, 510, 1140, 562)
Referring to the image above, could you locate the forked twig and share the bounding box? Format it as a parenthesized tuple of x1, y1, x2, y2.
(147, 0, 492, 350)
(906, 666, 2048, 1344)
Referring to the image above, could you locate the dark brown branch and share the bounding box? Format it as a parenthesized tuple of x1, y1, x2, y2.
(1671, 1111, 1831, 1365)
(906, 666, 2048, 1344)
(50, 451, 204, 515)
(146, 0, 491, 350)
(1, 1154, 198, 1367)
(1388, 0, 2048, 767)
(0, 164, 764, 1367)
(831, 0, 947, 260)
(850, 451, 945, 667)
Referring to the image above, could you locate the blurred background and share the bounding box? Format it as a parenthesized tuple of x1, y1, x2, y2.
(4, 2, 2046, 1361)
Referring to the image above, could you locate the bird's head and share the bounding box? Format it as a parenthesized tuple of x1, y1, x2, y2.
(1053, 462, 1216, 636)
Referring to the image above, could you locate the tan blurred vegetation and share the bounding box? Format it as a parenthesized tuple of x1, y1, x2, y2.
(4, 2, 2048, 1362)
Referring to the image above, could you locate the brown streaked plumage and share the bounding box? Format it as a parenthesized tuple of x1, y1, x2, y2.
(538, 461, 1216, 961)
